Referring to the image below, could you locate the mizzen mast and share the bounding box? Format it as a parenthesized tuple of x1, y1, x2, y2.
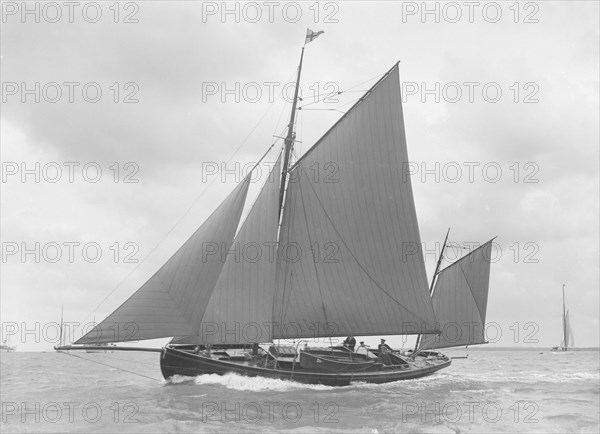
(414, 228, 450, 353)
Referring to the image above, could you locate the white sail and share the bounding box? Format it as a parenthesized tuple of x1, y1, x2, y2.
(172, 158, 282, 345)
(419, 239, 493, 350)
(566, 311, 574, 349)
(560, 310, 574, 350)
(76, 177, 250, 344)
(272, 64, 439, 339)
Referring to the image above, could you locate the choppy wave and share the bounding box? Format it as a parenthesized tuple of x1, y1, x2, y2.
(456, 370, 600, 384)
(1, 350, 599, 433)
(168, 372, 336, 392)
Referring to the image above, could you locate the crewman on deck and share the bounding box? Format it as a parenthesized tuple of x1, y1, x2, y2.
(356, 341, 370, 356)
(378, 339, 393, 365)
(343, 336, 356, 352)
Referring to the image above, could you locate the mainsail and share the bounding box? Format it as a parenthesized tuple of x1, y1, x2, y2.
(272, 63, 439, 339)
(419, 239, 494, 350)
(76, 177, 250, 344)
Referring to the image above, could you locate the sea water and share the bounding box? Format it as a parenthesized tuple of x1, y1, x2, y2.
(1, 349, 598, 433)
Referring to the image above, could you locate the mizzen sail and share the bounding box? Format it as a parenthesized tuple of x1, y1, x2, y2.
(272, 63, 439, 339)
(419, 239, 494, 350)
(76, 177, 250, 344)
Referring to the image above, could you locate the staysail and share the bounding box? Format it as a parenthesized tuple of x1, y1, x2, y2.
(172, 157, 282, 345)
(419, 239, 494, 350)
(76, 177, 250, 344)
(272, 63, 439, 339)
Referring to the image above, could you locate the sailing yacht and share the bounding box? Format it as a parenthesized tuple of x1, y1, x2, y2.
(0, 338, 16, 353)
(551, 284, 574, 353)
(57, 31, 495, 386)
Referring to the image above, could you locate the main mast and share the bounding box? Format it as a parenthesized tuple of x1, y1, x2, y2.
(278, 46, 305, 215)
(414, 228, 450, 353)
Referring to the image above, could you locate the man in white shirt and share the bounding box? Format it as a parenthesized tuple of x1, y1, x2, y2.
(356, 341, 374, 358)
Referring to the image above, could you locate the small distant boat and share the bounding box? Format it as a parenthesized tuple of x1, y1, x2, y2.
(0, 338, 16, 353)
(54, 308, 117, 353)
(452, 355, 469, 360)
(450, 345, 470, 360)
(551, 284, 574, 353)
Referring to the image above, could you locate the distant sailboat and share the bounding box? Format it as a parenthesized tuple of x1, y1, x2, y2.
(55, 309, 117, 353)
(56, 31, 495, 386)
(0, 336, 16, 353)
(551, 284, 574, 353)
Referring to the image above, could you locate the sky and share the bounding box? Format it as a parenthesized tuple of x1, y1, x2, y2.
(1, 1, 598, 351)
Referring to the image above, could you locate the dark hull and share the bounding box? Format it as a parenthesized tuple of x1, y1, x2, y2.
(299, 351, 376, 372)
(160, 347, 451, 386)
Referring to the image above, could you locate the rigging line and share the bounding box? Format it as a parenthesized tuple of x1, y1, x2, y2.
(334, 96, 366, 111)
(273, 141, 301, 332)
(57, 351, 163, 383)
(235, 149, 281, 231)
(84, 352, 158, 367)
(298, 89, 368, 110)
(297, 167, 330, 329)
(77, 101, 289, 330)
(300, 166, 436, 329)
(273, 94, 291, 138)
(273, 177, 292, 335)
(290, 62, 400, 172)
(436, 237, 496, 275)
(345, 72, 387, 93)
(271, 212, 290, 336)
(271, 69, 299, 139)
(297, 69, 383, 109)
(297, 103, 304, 156)
(279, 191, 296, 333)
(297, 91, 340, 108)
(276, 145, 305, 333)
(300, 108, 346, 113)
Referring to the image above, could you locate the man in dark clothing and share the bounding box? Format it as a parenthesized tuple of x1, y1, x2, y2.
(343, 336, 356, 352)
(378, 338, 393, 365)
